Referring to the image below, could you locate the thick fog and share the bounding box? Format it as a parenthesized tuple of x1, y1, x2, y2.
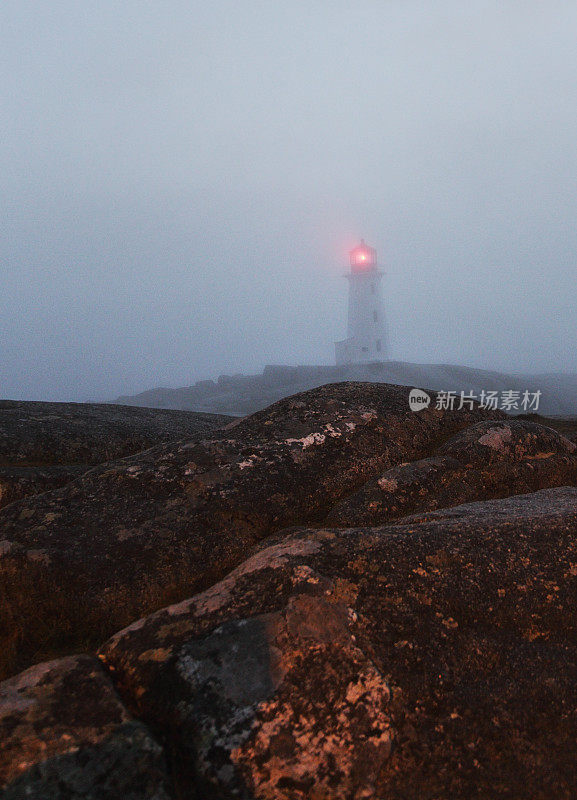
(1, 1, 576, 401)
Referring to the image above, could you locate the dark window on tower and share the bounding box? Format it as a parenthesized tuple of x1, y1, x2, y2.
(373, 311, 378, 322)
(361, 347, 368, 353)
(376, 339, 381, 352)
(371, 283, 375, 294)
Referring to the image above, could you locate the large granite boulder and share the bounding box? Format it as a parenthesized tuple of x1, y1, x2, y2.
(0, 654, 170, 799)
(0, 383, 498, 678)
(327, 420, 577, 525)
(98, 487, 577, 799)
(2, 383, 577, 798)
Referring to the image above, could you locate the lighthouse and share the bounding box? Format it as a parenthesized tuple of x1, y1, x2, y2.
(335, 239, 388, 366)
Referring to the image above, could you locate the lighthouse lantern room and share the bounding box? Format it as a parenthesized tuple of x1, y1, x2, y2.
(335, 239, 388, 365)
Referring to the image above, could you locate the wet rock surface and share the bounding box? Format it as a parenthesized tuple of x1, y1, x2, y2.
(2, 383, 577, 798)
(0, 654, 170, 799)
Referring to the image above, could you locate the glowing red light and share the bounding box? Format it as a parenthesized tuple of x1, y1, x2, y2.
(350, 240, 376, 271)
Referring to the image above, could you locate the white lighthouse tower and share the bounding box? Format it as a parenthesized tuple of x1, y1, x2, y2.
(335, 240, 388, 366)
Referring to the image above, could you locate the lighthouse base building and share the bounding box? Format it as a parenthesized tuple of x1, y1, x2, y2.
(335, 240, 388, 366)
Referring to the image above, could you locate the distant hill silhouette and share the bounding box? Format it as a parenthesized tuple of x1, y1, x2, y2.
(115, 361, 577, 416)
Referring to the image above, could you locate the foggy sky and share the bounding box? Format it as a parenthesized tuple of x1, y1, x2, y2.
(2, 1, 577, 401)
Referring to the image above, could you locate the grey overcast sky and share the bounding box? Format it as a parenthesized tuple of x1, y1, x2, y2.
(1, 1, 576, 400)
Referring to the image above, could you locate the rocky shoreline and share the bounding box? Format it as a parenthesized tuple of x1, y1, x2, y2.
(116, 362, 577, 416)
(2, 382, 577, 798)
